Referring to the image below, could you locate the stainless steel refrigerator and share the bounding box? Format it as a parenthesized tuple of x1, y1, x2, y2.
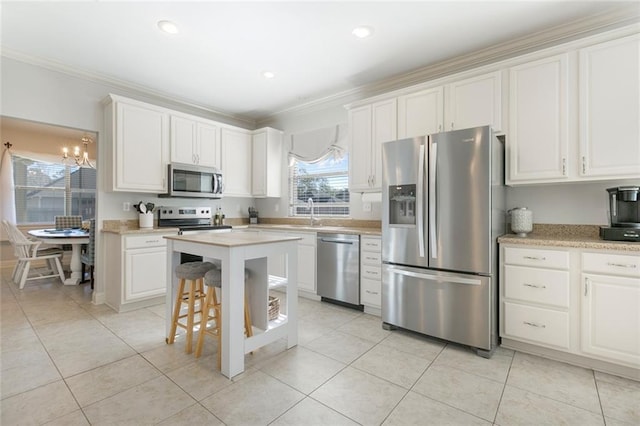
(381, 126, 504, 357)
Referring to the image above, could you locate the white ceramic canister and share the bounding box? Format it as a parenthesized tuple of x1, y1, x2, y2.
(139, 213, 154, 228)
(510, 207, 533, 237)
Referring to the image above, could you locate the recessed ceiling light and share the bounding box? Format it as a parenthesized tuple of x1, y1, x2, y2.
(262, 71, 275, 79)
(352, 26, 373, 39)
(157, 20, 179, 34)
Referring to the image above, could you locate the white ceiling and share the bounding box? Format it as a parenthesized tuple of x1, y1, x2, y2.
(1, 1, 637, 122)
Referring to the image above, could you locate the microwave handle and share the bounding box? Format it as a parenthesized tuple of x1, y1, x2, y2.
(213, 174, 219, 194)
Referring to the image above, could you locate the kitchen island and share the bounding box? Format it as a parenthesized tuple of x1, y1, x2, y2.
(164, 232, 301, 378)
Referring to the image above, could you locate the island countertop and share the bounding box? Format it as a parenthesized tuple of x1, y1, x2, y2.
(164, 232, 301, 247)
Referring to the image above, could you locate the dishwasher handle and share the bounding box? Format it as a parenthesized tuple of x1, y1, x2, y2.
(319, 238, 356, 244)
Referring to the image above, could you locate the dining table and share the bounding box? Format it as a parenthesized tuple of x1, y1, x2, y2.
(28, 228, 90, 285)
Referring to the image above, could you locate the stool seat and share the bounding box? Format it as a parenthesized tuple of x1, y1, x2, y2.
(176, 261, 216, 280)
(204, 267, 250, 288)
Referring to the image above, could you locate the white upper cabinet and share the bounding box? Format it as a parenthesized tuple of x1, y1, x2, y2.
(252, 127, 283, 198)
(170, 114, 220, 169)
(508, 54, 570, 184)
(348, 99, 397, 192)
(104, 95, 169, 193)
(445, 71, 503, 132)
(397, 86, 444, 139)
(579, 34, 640, 179)
(221, 127, 252, 197)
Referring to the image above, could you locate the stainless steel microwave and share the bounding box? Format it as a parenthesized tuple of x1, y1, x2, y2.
(162, 163, 223, 199)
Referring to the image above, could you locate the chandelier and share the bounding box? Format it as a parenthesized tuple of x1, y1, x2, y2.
(63, 135, 94, 168)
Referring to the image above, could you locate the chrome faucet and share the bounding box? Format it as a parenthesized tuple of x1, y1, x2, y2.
(308, 197, 320, 226)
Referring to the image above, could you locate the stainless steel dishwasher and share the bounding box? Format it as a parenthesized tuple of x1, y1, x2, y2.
(317, 233, 361, 308)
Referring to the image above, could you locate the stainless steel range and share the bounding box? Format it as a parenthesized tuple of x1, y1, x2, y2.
(158, 206, 231, 234)
(158, 206, 232, 263)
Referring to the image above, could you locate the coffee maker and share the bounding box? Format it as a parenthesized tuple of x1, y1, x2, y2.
(600, 186, 640, 242)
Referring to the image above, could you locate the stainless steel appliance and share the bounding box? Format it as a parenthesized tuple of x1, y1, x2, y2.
(600, 186, 640, 242)
(381, 126, 505, 357)
(317, 233, 362, 309)
(162, 162, 223, 199)
(158, 206, 231, 263)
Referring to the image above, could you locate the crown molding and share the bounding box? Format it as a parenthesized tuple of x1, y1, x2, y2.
(1, 48, 257, 128)
(260, 4, 640, 122)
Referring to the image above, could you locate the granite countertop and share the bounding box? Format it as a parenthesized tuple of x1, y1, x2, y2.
(498, 224, 640, 252)
(100, 218, 382, 236)
(248, 224, 381, 236)
(165, 232, 301, 248)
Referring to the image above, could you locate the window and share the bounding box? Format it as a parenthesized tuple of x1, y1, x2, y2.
(289, 155, 350, 216)
(13, 154, 96, 224)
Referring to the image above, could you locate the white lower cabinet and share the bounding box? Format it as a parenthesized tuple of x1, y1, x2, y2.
(360, 236, 382, 310)
(501, 246, 571, 349)
(104, 232, 172, 312)
(501, 244, 640, 373)
(581, 252, 640, 366)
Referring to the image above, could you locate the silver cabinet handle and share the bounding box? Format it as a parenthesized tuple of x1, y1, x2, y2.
(365, 256, 378, 261)
(429, 141, 437, 259)
(523, 283, 546, 289)
(365, 290, 379, 295)
(607, 262, 637, 268)
(417, 144, 425, 258)
(388, 267, 481, 286)
(582, 156, 586, 174)
(523, 256, 546, 261)
(584, 277, 589, 296)
(523, 321, 546, 328)
(562, 158, 566, 175)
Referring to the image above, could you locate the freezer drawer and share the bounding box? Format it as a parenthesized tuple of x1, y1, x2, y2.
(382, 264, 494, 351)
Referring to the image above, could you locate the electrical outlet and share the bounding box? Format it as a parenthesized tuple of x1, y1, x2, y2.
(123, 202, 130, 212)
(363, 202, 372, 212)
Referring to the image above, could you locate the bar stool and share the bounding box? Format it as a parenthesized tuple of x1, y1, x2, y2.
(168, 261, 216, 354)
(194, 266, 253, 367)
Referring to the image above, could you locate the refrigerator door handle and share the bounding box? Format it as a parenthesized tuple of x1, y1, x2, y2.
(388, 266, 482, 286)
(429, 141, 437, 259)
(417, 144, 425, 257)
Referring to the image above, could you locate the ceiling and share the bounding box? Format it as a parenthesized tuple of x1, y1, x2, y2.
(1, 1, 637, 123)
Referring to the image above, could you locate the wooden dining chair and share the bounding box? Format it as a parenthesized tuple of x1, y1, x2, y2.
(80, 219, 95, 289)
(2, 220, 65, 289)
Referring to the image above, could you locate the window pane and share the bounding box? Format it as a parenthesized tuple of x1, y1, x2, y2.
(12, 154, 97, 224)
(290, 154, 350, 217)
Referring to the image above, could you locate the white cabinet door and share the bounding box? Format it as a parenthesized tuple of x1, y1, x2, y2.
(170, 115, 197, 165)
(445, 71, 502, 132)
(197, 121, 220, 169)
(221, 127, 252, 197)
(252, 128, 282, 198)
(348, 100, 396, 192)
(582, 273, 640, 366)
(371, 99, 397, 190)
(113, 100, 169, 193)
(579, 34, 640, 179)
(297, 243, 316, 294)
(349, 105, 373, 192)
(397, 86, 444, 138)
(508, 54, 570, 184)
(124, 246, 167, 302)
(171, 115, 220, 168)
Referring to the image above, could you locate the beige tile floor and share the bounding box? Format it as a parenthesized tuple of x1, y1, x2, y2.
(1, 270, 639, 425)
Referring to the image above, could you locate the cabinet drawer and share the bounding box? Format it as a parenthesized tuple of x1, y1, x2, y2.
(361, 251, 382, 265)
(504, 302, 569, 349)
(125, 234, 168, 249)
(582, 252, 640, 278)
(361, 278, 381, 307)
(504, 265, 569, 308)
(362, 264, 382, 281)
(361, 237, 381, 252)
(504, 246, 569, 269)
